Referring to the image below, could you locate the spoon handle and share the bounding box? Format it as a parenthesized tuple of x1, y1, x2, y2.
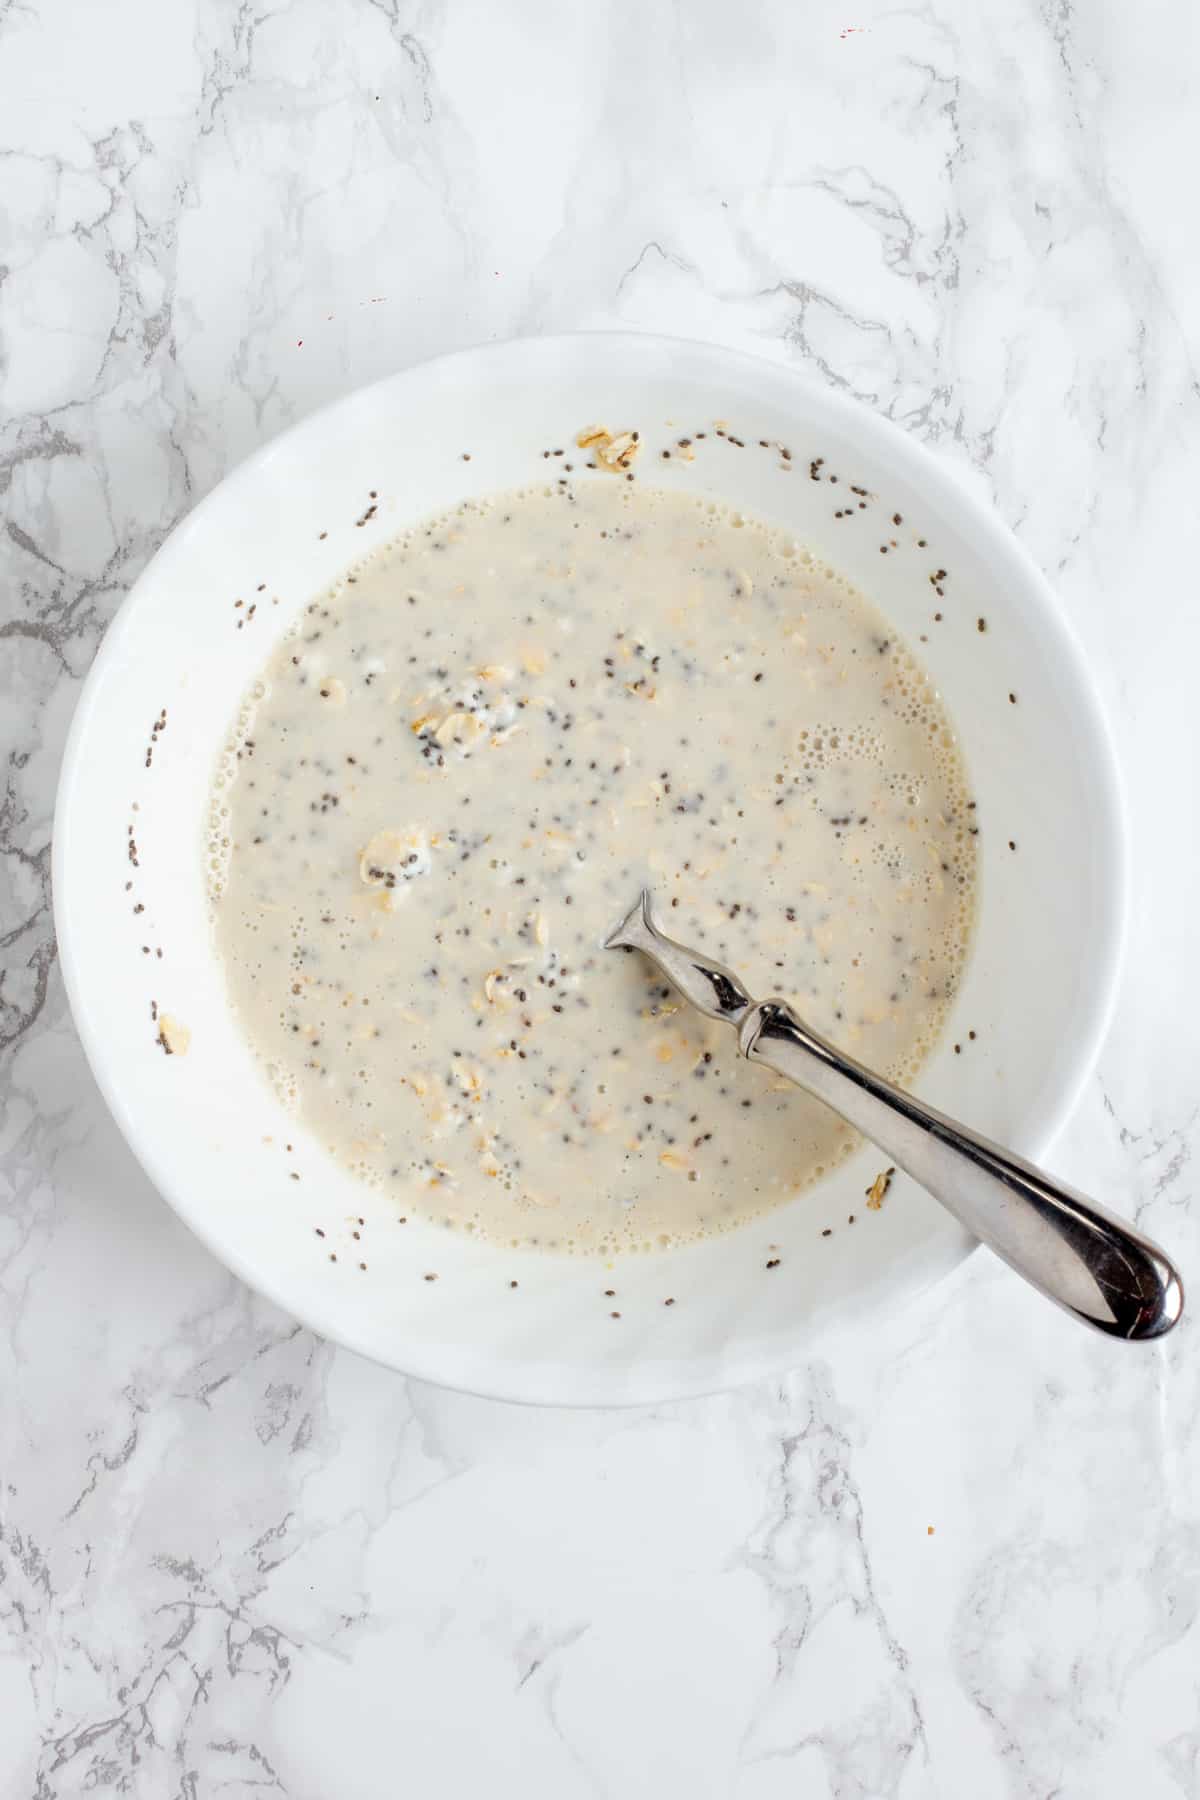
(741, 1000, 1183, 1341)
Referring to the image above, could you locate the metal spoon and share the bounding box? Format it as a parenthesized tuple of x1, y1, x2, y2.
(605, 890, 1183, 1341)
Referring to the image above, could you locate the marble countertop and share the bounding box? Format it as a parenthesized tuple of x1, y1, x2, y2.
(3, 2, 1198, 1794)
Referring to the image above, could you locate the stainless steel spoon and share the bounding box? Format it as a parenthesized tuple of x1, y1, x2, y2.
(605, 889, 1183, 1341)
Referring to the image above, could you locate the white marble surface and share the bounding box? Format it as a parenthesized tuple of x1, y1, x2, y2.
(2, 0, 1199, 1792)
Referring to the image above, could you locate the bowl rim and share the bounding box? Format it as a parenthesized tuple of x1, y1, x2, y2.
(53, 329, 1129, 1403)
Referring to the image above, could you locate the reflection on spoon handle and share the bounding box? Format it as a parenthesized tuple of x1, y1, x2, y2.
(743, 999, 1183, 1342)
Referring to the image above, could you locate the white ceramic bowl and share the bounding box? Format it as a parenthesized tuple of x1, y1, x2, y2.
(54, 334, 1126, 1405)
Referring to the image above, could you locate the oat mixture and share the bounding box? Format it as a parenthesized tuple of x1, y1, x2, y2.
(209, 481, 976, 1252)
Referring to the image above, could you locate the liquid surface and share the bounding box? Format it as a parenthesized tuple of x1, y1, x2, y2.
(211, 482, 975, 1252)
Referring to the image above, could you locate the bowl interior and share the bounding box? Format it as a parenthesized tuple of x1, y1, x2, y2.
(54, 334, 1125, 1404)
